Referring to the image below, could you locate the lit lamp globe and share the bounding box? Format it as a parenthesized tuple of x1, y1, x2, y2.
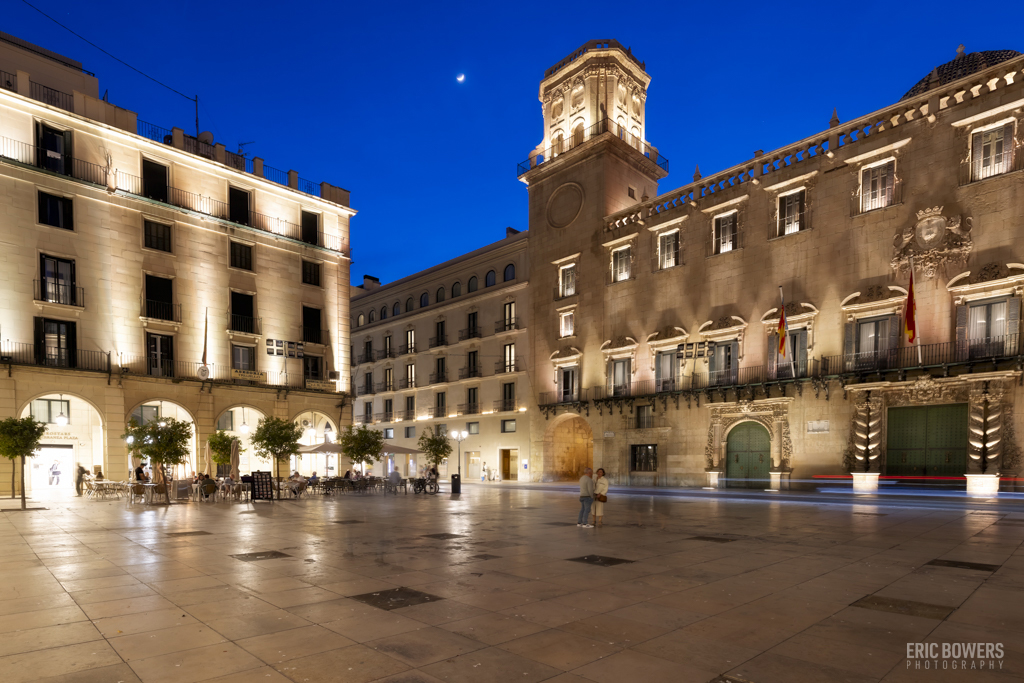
(239, 421, 250, 435)
(125, 435, 135, 445)
(55, 410, 68, 426)
(324, 425, 333, 442)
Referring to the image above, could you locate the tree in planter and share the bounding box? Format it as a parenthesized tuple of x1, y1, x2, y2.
(207, 430, 240, 474)
(417, 426, 452, 475)
(0, 416, 47, 510)
(126, 418, 193, 502)
(338, 424, 385, 474)
(249, 417, 303, 500)
(121, 418, 147, 478)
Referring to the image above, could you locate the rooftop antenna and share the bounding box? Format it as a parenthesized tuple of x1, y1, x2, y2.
(237, 141, 256, 156)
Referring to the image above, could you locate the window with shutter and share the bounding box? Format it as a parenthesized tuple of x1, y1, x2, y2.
(714, 213, 737, 254)
(778, 190, 805, 236)
(560, 265, 577, 296)
(973, 123, 1015, 180)
(861, 161, 895, 212)
(659, 231, 679, 269)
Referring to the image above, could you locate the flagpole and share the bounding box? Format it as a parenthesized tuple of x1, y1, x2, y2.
(909, 258, 923, 365)
(779, 286, 796, 379)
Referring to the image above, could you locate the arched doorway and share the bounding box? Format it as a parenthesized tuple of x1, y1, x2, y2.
(212, 405, 267, 477)
(126, 400, 198, 480)
(544, 415, 593, 481)
(19, 393, 104, 496)
(725, 422, 770, 488)
(292, 410, 338, 477)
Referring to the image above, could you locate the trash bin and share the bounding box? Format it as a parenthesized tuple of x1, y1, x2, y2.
(451, 473, 461, 494)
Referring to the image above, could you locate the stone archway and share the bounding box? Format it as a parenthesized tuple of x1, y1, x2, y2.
(125, 399, 199, 480)
(18, 392, 105, 497)
(212, 405, 268, 477)
(543, 414, 594, 481)
(290, 409, 338, 477)
(725, 421, 771, 488)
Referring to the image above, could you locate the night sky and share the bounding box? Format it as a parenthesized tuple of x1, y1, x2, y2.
(8, 1, 1024, 284)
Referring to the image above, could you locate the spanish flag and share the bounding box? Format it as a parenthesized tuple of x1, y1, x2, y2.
(904, 267, 917, 344)
(777, 286, 788, 357)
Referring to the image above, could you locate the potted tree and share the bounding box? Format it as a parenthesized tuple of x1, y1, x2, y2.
(249, 417, 303, 500)
(135, 417, 192, 503)
(417, 426, 452, 478)
(207, 430, 236, 476)
(338, 424, 385, 476)
(0, 416, 47, 510)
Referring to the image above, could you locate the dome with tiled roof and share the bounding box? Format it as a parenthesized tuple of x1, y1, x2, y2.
(901, 46, 1021, 100)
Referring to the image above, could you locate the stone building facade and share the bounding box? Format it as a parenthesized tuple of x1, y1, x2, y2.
(349, 229, 533, 480)
(520, 40, 1024, 492)
(0, 33, 353, 494)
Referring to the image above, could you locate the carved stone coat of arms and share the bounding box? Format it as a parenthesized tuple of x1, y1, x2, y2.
(891, 206, 972, 278)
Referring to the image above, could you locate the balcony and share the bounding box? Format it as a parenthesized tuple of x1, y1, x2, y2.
(851, 178, 903, 216)
(625, 415, 667, 430)
(34, 280, 84, 308)
(959, 153, 1024, 186)
(120, 356, 217, 381)
(357, 352, 373, 365)
(429, 371, 448, 385)
(493, 399, 519, 413)
(822, 336, 1020, 376)
(375, 380, 395, 393)
(229, 314, 261, 335)
(399, 343, 416, 355)
(517, 118, 669, 177)
(427, 406, 448, 418)
(495, 318, 519, 334)
(429, 335, 448, 349)
(354, 413, 372, 425)
(495, 361, 520, 374)
(142, 299, 181, 323)
(375, 412, 394, 423)
(357, 383, 375, 397)
(30, 81, 73, 112)
(0, 135, 110, 186)
(459, 327, 483, 341)
(399, 409, 416, 421)
(303, 327, 328, 345)
(398, 377, 416, 390)
(458, 403, 481, 416)
(539, 390, 588, 405)
(0, 341, 110, 373)
(375, 348, 397, 361)
(459, 366, 482, 380)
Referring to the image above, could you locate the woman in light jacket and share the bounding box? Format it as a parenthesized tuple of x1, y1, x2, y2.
(592, 468, 609, 527)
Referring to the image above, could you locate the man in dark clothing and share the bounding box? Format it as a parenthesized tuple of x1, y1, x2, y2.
(75, 464, 88, 496)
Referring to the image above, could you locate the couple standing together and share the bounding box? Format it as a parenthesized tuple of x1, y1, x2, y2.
(577, 467, 608, 528)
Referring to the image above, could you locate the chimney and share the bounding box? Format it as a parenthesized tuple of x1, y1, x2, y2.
(362, 275, 381, 290)
(506, 227, 521, 238)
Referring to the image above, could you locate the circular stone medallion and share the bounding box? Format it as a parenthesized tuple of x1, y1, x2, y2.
(546, 184, 584, 229)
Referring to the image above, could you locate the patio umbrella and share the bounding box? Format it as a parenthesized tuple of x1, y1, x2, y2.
(378, 444, 422, 455)
(203, 441, 213, 476)
(230, 438, 240, 480)
(298, 442, 344, 453)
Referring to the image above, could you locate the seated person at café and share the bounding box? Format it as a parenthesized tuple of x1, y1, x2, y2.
(343, 470, 351, 479)
(308, 472, 319, 485)
(201, 474, 218, 499)
(135, 465, 148, 482)
(388, 469, 402, 486)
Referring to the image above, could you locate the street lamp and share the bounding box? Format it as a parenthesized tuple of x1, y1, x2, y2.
(55, 394, 68, 426)
(450, 430, 468, 495)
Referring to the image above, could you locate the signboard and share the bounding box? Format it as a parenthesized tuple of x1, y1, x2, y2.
(603, 431, 615, 438)
(266, 339, 304, 357)
(231, 368, 267, 382)
(677, 341, 717, 359)
(305, 379, 337, 392)
(251, 471, 275, 501)
(807, 420, 830, 434)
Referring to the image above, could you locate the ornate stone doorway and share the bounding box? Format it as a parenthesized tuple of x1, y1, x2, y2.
(725, 422, 771, 488)
(886, 404, 968, 478)
(543, 414, 594, 481)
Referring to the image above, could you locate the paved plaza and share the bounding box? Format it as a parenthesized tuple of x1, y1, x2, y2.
(0, 485, 1022, 683)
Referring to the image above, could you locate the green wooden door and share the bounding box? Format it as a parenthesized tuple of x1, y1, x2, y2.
(726, 422, 771, 488)
(886, 405, 968, 477)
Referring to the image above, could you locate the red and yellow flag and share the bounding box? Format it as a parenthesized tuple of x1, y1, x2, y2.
(904, 268, 917, 344)
(777, 287, 788, 357)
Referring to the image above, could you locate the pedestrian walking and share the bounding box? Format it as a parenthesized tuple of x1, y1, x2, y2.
(577, 467, 595, 527)
(592, 468, 608, 527)
(75, 464, 88, 496)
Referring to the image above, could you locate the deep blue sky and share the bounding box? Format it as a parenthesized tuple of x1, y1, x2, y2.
(8, 1, 1023, 284)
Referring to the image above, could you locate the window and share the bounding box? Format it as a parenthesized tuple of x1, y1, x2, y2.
(147, 332, 174, 377)
(971, 122, 1015, 181)
(635, 404, 654, 429)
(228, 187, 251, 225)
(35, 317, 75, 367)
(404, 426, 415, 438)
(142, 159, 168, 203)
(363, 402, 373, 422)
(383, 398, 393, 419)
(709, 340, 739, 385)
(658, 231, 679, 269)
(405, 395, 415, 415)
(216, 411, 233, 431)
(131, 404, 160, 426)
(485, 270, 496, 287)
(405, 329, 415, 353)
(363, 372, 373, 393)
(406, 298, 414, 312)
(435, 356, 447, 381)
(967, 298, 1009, 358)
(383, 335, 392, 357)
(300, 210, 319, 246)
(468, 422, 480, 435)
(368, 309, 375, 323)
(772, 329, 809, 379)
(552, 131, 564, 155)
(363, 340, 372, 361)
(713, 212, 737, 254)
(504, 264, 516, 281)
(503, 301, 517, 330)
(436, 392, 447, 415)
(559, 310, 575, 338)
(628, 186, 636, 199)
(467, 311, 478, 336)
(36, 122, 71, 175)
(303, 307, 322, 344)
(860, 161, 895, 212)
(559, 264, 577, 297)
(145, 221, 172, 252)
(380, 306, 387, 320)
(777, 189, 805, 236)
(145, 274, 174, 320)
(303, 355, 323, 380)
(39, 254, 77, 306)
(466, 387, 478, 412)
(435, 320, 447, 346)
(393, 302, 401, 317)
(31, 398, 70, 424)
(230, 292, 256, 333)
(383, 367, 394, 391)
(436, 287, 446, 303)
(452, 282, 461, 298)
(230, 242, 253, 271)
(436, 424, 447, 436)
(468, 276, 478, 292)
(420, 292, 429, 307)
(854, 317, 892, 370)
(655, 351, 677, 391)
(357, 314, 365, 327)
(232, 345, 256, 374)
(559, 366, 578, 402)
(302, 260, 321, 286)
(406, 362, 416, 387)
(612, 246, 631, 282)
(630, 444, 658, 472)
(611, 359, 631, 396)
(384, 428, 394, 439)
(501, 419, 516, 433)
(467, 350, 479, 375)
(502, 382, 516, 411)
(38, 191, 73, 230)
(503, 343, 516, 372)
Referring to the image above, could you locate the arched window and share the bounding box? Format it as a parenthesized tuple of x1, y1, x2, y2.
(380, 306, 388, 320)
(406, 298, 414, 312)
(368, 309, 375, 323)
(357, 314, 365, 327)
(451, 282, 461, 298)
(420, 292, 429, 308)
(436, 287, 445, 303)
(393, 302, 400, 317)
(504, 263, 516, 282)
(485, 270, 496, 287)
(552, 131, 564, 156)
(572, 123, 584, 148)
(468, 276, 478, 292)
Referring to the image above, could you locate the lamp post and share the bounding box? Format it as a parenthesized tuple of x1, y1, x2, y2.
(451, 430, 468, 495)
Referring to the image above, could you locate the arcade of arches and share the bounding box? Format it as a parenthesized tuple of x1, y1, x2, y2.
(543, 415, 594, 481)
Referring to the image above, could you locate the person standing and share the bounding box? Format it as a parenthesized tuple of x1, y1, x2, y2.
(577, 467, 595, 528)
(75, 464, 88, 496)
(592, 468, 608, 527)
